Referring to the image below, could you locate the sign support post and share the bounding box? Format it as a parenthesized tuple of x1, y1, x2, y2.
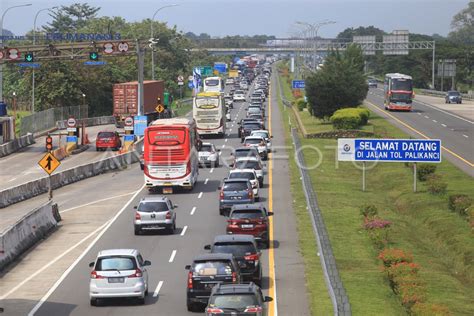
(362, 162, 366, 192)
(413, 163, 417, 193)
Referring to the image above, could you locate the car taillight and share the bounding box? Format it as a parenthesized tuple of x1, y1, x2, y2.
(244, 253, 259, 261)
(129, 268, 143, 278)
(165, 211, 172, 219)
(244, 306, 263, 313)
(232, 272, 237, 283)
(135, 212, 141, 220)
(206, 308, 224, 314)
(248, 190, 253, 199)
(227, 220, 239, 228)
(90, 271, 105, 279)
(220, 191, 224, 200)
(187, 271, 193, 289)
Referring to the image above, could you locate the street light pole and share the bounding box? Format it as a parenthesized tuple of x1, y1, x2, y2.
(32, 6, 58, 113)
(150, 4, 179, 80)
(0, 4, 33, 103)
(296, 20, 336, 71)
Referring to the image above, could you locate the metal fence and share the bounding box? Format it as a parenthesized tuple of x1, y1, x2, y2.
(20, 105, 88, 136)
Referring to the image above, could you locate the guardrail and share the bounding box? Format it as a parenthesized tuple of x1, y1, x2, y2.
(417, 89, 473, 100)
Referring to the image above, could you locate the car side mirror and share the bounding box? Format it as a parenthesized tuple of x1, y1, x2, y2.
(133, 206, 137, 209)
(89, 262, 95, 268)
(271, 135, 274, 138)
(267, 212, 274, 216)
(264, 296, 273, 302)
(143, 260, 151, 266)
(185, 265, 191, 270)
(204, 245, 211, 250)
(217, 149, 221, 152)
(173, 205, 178, 209)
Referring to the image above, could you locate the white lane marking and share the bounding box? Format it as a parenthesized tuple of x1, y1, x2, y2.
(218, 152, 222, 156)
(463, 134, 469, 138)
(432, 119, 437, 123)
(451, 128, 455, 131)
(205, 178, 209, 184)
(8, 177, 18, 182)
(424, 115, 429, 119)
(442, 124, 447, 127)
(417, 113, 421, 115)
(222, 144, 225, 148)
(153, 281, 164, 297)
(210, 168, 214, 173)
(225, 139, 228, 143)
(181, 226, 188, 236)
(190, 206, 196, 215)
(413, 99, 473, 124)
(0, 220, 111, 301)
(60, 192, 135, 214)
(169, 250, 177, 263)
(27, 184, 145, 316)
(198, 192, 203, 199)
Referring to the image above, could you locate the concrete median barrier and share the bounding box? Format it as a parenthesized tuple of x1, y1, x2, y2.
(0, 133, 35, 158)
(0, 201, 59, 272)
(0, 150, 140, 209)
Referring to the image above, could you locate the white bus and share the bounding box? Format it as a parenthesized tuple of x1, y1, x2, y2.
(203, 76, 224, 94)
(193, 92, 226, 137)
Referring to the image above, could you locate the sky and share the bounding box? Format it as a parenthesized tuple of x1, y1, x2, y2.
(1, 0, 470, 38)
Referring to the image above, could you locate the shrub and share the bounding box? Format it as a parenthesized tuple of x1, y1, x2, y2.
(378, 248, 413, 268)
(468, 206, 474, 229)
(364, 218, 392, 249)
(448, 194, 472, 216)
(359, 204, 378, 218)
(356, 107, 370, 125)
(398, 279, 427, 310)
(412, 303, 452, 316)
(295, 98, 307, 111)
(364, 218, 391, 229)
(330, 108, 370, 130)
(426, 174, 448, 195)
(417, 164, 437, 181)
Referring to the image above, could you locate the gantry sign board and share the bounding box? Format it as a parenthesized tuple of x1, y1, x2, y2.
(338, 139, 442, 163)
(353, 36, 376, 55)
(383, 30, 409, 55)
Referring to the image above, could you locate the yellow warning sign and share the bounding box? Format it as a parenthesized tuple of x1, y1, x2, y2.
(38, 152, 61, 175)
(156, 104, 165, 113)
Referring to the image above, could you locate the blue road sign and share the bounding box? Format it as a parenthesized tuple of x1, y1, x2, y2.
(292, 80, 305, 89)
(188, 81, 194, 89)
(214, 63, 227, 74)
(134, 115, 148, 137)
(83, 61, 107, 66)
(18, 63, 40, 68)
(338, 139, 442, 163)
(66, 136, 78, 143)
(123, 135, 135, 142)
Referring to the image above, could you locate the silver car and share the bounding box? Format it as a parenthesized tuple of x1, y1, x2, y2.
(133, 196, 177, 235)
(199, 142, 220, 167)
(89, 249, 150, 306)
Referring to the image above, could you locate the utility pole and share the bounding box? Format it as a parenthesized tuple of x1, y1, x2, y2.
(136, 40, 145, 116)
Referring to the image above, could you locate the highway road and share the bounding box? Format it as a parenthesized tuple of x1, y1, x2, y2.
(0, 124, 123, 191)
(0, 74, 310, 315)
(366, 87, 474, 176)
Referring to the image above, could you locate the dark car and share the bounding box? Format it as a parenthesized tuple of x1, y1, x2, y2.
(227, 204, 273, 248)
(205, 235, 262, 285)
(247, 114, 265, 130)
(238, 119, 260, 138)
(240, 122, 263, 142)
(445, 90, 462, 104)
(96, 131, 121, 151)
(186, 253, 242, 312)
(367, 79, 378, 88)
(205, 283, 273, 316)
(219, 179, 255, 215)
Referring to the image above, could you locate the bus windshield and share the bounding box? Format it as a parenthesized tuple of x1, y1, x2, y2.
(204, 79, 219, 86)
(391, 79, 412, 91)
(195, 98, 219, 109)
(147, 129, 186, 145)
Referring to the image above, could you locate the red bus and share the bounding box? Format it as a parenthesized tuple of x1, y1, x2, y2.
(143, 118, 200, 192)
(384, 73, 414, 111)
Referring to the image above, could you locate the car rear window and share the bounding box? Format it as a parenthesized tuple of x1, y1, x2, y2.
(138, 201, 169, 213)
(98, 132, 115, 138)
(95, 256, 137, 271)
(193, 261, 233, 275)
(229, 172, 255, 180)
(245, 138, 262, 145)
(243, 123, 261, 129)
(251, 132, 268, 139)
(231, 210, 264, 219)
(200, 145, 213, 152)
(209, 294, 258, 309)
(235, 150, 258, 159)
(235, 161, 260, 170)
(223, 182, 248, 191)
(212, 242, 257, 256)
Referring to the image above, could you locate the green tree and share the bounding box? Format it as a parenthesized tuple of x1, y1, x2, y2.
(449, 2, 474, 45)
(44, 3, 100, 33)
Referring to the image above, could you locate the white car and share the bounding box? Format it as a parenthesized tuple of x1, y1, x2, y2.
(228, 168, 260, 201)
(233, 90, 246, 102)
(225, 78, 234, 85)
(89, 249, 150, 306)
(250, 130, 272, 152)
(233, 157, 265, 186)
(198, 142, 220, 167)
(240, 82, 248, 90)
(243, 136, 268, 160)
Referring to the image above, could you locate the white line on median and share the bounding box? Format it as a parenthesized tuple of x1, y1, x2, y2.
(153, 281, 164, 297)
(8, 177, 18, 182)
(225, 139, 228, 143)
(205, 178, 209, 184)
(190, 207, 196, 215)
(198, 192, 203, 199)
(424, 115, 429, 119)
(463, 134, 469, 138)
(210, 168, 214, 173)
(181, 226, 188, 236)
(222, 144, 225, 148)
(169, 250, 177, 263)
(432, 119, 437, 123)
(60, 192, 135, 214)
(442, 124, 447, 127)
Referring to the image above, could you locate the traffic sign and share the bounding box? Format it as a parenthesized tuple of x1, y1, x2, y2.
(124, 135, 135, 142)
(89, 52, 99, 61)
(0, 51, 4, 60)
(124, 116, 134, 126)
(7, 48, 20, 60)
(84, 61, 107, 66)
(103, 42, 114, 54)
(178, 75, 184, 82)
(156, 104, 165, 113)
(117, 42, 129, 53)
(38, 152, 61, 175)
(134, 115, 147, 137)
(292, 80, 306, 89)
(67, 117, 76, 128)
(18, 63, 40, 68)
(24, 52, 34, 62)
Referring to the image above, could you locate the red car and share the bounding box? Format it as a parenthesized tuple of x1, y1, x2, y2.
(95, 131, 122, 151)
(226, 204, 273, 248)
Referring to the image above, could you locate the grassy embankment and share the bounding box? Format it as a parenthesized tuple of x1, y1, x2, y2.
(276, 63, 474, 315)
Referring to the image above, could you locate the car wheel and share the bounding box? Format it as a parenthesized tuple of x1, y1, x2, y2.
(90, 298, 98, 306)
(219, 208, 225, 216)
(259, 180, 263, 187)
(187, 302, 196, 312)
(96, 148, 99, 152)
(134, 226, 141, 235)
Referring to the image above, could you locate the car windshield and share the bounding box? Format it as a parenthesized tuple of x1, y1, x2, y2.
(200, 145, 213, 152)
(98, 132, 115, 138)
(138, 201, 169, 213)
(213, 242, 257, 256)
(448, 91, 460, 96)
(235, 161, 260, 170)
(96, 256, 137, 271)
(252, 132, 268, 139)
(209, 294, 259, 309)
(223, 182, 248, 191)
(229, 172, 255, 180)
(231, 210, 264, 219)
(193, 261, 233, 276)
